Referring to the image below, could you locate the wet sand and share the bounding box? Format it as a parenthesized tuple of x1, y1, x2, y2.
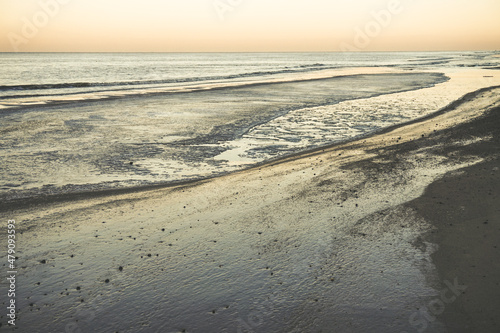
(407, 107, 500, 332)
(1, 86, 500, 332)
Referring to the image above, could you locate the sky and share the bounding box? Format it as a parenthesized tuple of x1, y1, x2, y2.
(1, 0, 499, 52)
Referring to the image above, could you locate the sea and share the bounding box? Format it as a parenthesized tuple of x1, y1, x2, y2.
(1, 51, 499, 204)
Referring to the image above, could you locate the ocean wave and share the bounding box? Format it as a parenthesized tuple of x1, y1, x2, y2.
(409, 57, 454, 62)
(0, 65, 331, 93)
(0, 71, 449, 112)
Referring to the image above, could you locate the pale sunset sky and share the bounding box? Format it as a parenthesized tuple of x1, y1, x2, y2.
(1, 0, 499, 52)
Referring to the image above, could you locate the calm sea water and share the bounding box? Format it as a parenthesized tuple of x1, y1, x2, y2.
(0, 52, 499, 203)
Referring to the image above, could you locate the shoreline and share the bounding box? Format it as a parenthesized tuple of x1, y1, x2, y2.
(2, 86, 500, 332)
(1, 82, 494, 214)
(1, 70, 449, 212)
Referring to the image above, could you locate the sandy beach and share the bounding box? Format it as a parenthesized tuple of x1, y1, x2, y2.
(1, 83, 500, 332)
(2, 0, 500, 330)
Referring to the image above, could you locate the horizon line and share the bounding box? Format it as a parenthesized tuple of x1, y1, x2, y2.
(1, 49, 499, 54)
